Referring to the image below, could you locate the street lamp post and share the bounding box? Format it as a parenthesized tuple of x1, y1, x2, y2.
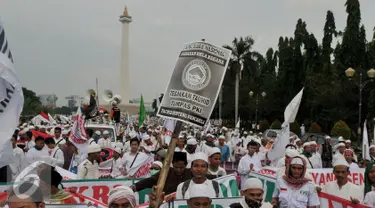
(249, 90, 266, 128)
(345, 67, 375, 140)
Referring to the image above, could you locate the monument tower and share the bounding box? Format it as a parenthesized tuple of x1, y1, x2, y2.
(119, 6, 132, 104)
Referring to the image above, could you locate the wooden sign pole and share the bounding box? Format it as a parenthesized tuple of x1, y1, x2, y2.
(150, 121, 182, 208)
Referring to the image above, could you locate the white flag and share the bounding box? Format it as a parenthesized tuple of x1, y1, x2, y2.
(163, 118, 176, 145)
(267, 88, 304, 162)
(363, 120, 371, 161)
(0, 20, 24, 168)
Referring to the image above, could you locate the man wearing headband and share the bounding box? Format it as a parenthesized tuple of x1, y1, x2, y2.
(332, 143, 346, 166)
(108, 186, 136, 208)
(322, 159, 363, 204)
(343, 149, 359, 169)
(229, 178, 272, 208)
(272, 156, 320, 207)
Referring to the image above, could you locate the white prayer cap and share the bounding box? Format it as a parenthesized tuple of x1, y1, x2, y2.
(62, 130, 70, 135)
(88, 143, 101, 154)
(370, 145, 375, 149)
(237, 139, 243, 144)
(285, 149, 300, 158)
(178, 135, 184, 139)
(310, 141, 317, 146)
(115, 142, 124, 149)
(95, 130, 101, 135)
(142, 134, 151, 141)
(103, 130, 110, 135)
(114, 147, 122, 154)
(108, 186, 136, 207)
(222, 126, 228, 131)
(295, 138, 301, 143)
(218, 135, 225, 140)
(64, 124, 70, 128)
(325, 136, 331, 139)
(250, 131, 253, 134)
(22, 123, 27, 127)
(192, 152, 208, 164)
(337, 143, 345, 147)
(148, 129, 152, 132)
(29, 125, 35, 129)
(290, 157, 304, 166)
(338, 136, 345, 142)
(303, 142, 311, 148)
(187, 135, 193, 139)
(206, 133, 214, 138)
(152, 161, 163, 169)
(187, 138, 198, 145)
(189, 184, 211, 199)
(258, 132, 263, 135)
(345, 140, 351, 143)
(333, 159, 349, 167)
(242, 178, 263, 191)
(209, 147, 221, 157)
(243, 131, 248, 134)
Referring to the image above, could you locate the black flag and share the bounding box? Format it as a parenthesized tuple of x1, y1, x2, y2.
(83, 95, 98, 119)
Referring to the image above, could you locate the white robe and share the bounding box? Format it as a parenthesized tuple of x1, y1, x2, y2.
(237, 154, 262, 188)
(9, 147, 26, 180)
(49, 146, 65, 167)
(111, 158, 125, 178)
(310, 152, 322, 169)
(322, 181, 363, 202)
(26, 147, 48, 164)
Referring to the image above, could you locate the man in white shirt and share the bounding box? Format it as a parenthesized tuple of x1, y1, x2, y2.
(185, 138, 198, 168)
(44, 137, 65, 167)
(176, 152, 223, 199)
(332, 143, 346, 166)
(97, 130, 112, 148)
(310, 141, 322, 169)
(322, 159, 363, 204)
(54, 127, 65, 145)
(237, 140, 262, 188)
(110, 147, 125, 178)
(10, 135, 26, 180)
(26, 136, 48, 164)
(344, 149, 359, 169)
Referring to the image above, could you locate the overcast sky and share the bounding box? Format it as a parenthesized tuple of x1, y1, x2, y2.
(1, 0, 375, 106)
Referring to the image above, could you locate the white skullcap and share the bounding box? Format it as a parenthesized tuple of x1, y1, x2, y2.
(88, 143, 101, 154)
(103, 130, 109, 135)
(95, 130, 101, 135)
(209, 147, 221, 157)
(148, 129, 152, 132)
(337, 143, 345, 147)
(192, 152, 208, 163)
(242, 178, 263, 191)
(206, 133, 214, 138)
(295, 138, 301, 143)
(303, 142, 311, 148)
(187, 135, 193, 139)
(325, 136, 331, 139)
(237, 139, 243, 144)
(62, 130, 70, 135)
(115, 142, 124, 149)
(108, 186, 136, 207)
(338, 136, 344, 142)
(222, 127, 228, 131)
(152, 161, 163, 169)
(258, 132, 263, 135)
(187, 138, 197, 145)
(142, 135, 151, 141)
(370, 145, 375, 149)
(218, 135, 225, 140)
(310, 141, 317, 146)
(345, 140, 351, 143)
(290, 157, 304, 166)
(178, 135, 184, 139)
(29, 125, 35, 129)
(114, 147, 122, 154)
(250, 131, 253, 134)
(333, 159, 349, 167)
(189, 184, 211, 199)
(285, 149, 300, 158)
(243, 131, 248, 134)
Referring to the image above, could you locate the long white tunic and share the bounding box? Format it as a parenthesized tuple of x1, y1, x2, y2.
(310, 152, 322, 169)
(364, 191, 375, 207)
(9, 147, 26, 180)
(272, 178, 320, 208)
(237, 154, 262, 188)
(110, 158, 125, 178)
(50, 147, 65, 167)
(322, 181, 363, 202)
(26, 147, 48, 164)
(175, 179, 223, 199)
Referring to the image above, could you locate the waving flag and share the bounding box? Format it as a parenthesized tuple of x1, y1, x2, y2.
(0, 20, 24, 168)
(267, 88, 304, 163)
(69, 107, 88, 155)
(363, 120, 371, 161)
(138, 95, 146, 126)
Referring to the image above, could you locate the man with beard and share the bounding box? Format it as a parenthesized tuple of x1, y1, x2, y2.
(131, 152, 192, 195)
(77, 143, 101, 179)
(300, 142, 313, 169)
(310, 141, 322, 169)
(229, 178, 272, 208)
(272, 156, 320, 208)
(200, 134, 216, 156)
(26, 136, 48, 164)
(322, 159, 363, 204)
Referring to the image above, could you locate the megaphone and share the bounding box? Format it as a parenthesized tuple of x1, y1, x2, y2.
(103, 89, 114, 103)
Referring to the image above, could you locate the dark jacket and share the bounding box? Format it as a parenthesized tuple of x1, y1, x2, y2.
(321, 142, 332, 161)
(229, 203, 243, 208)
(135, 168, 193, 195)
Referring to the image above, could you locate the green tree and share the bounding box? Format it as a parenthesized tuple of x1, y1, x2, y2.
(270, 119, 282, 129)
(290, 121, 301, 136)
(259, 120, 270, 132)
(331, 120, 352, 139)
(308, 122, 322, 133)
(22, 87, 43, 118)
(322, 10, 337, 75)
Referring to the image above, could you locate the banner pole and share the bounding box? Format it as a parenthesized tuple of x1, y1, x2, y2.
(150, 121, 182, 208)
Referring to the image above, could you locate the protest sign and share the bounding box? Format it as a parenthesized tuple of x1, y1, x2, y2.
(0, 174, 238, 205)
(157, 41, 231, 127)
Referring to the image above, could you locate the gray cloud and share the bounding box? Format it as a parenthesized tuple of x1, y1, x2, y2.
(0, 0, 374, 106)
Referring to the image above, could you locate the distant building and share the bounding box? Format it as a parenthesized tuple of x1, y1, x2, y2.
(38, 94, 58, 108)
(65, 95, 84, 109)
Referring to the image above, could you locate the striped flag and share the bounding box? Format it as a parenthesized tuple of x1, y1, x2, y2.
(69, 107, 88, 155)
(0, 19, 24, 168)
